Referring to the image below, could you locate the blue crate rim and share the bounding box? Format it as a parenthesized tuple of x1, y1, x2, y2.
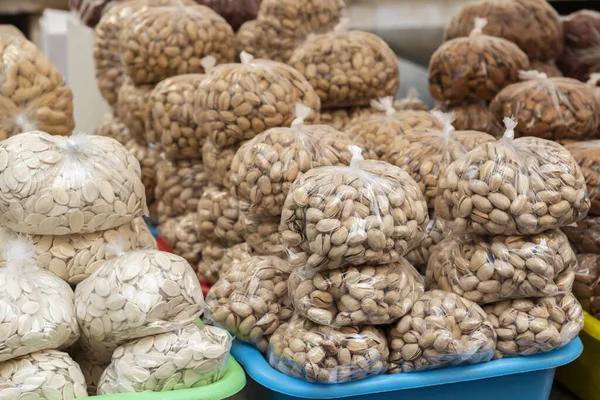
(231, 338, 583, 399)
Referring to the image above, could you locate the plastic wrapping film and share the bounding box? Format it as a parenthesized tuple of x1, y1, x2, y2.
(490, 71, 600, 140)
(121, 2, 235, 85)
(202, 140, 238, 189)
(557, 10, 600, 83)
(0, 350, 88, 399)
(123, 138, 161, 216)
(443, 0, 563, 61)
(561, 216, 600, 254)
(0, 36, 74, 139)
(289, 22, 399, 109)
(0, 131, 147, 235)
(74, 248, 204, 363)
(405, 215, 446, 275)
(238, 213, 285, 257)
(115, 78, 153, 141)
(427, 229, 577, 305)
(195, 52, 321, 148)
(388, 109, 445, 136)
(393, 88, 428, 112)
(94, 112, 130, 146)
(436, 102, 504, 138)
(529, 60, 563, 78)
(268, 313, 388, 384)
(430, 18, 529, 104)
(573, 253, 600, 319)
(385, 112, 495, 208)
(197, 242, 252, 285)
(387, 290, 496, 373)
(197, 0, 262, 31)
(435, 118, 591, 236)
(231, 104, 354, 218)
(159, 212, 204, 265)
(280, 147, 429, 271)
(289, 258, 424, 327)
(234, 19, 304, 63)
(564, 140, 600, 215)
(205, 255, 293, 354)
(483, 293, 583, 359)
(97, 323, 232, 394)
(197, 185, 244, 246)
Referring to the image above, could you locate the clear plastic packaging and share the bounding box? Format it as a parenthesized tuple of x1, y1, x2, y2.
(268, 313, 388, 384)
(97, 323, 232, 394)
(385, 112, 495, 207)
(231, 104, 354, 217)
(202, 140, 238, 189)
(74, 248, 204, 363)
(280, 146, 429, 271)
(557, 10, 600, 83)
(529, 60, 563, 78)
(205, 255, 293, 354)
(121, 2, 235, 85)
(197, 242, 253, 285)
(195, 52, 320, 148)
(0, 131, 147, 235)
(234, 19, 303, 63)
(405, 215, 446, 275)
(238, 213, 285, 257)
(123, 138, 161, 216)
(391, 110, 446, 136)
(430, 18, 529, 104)
(436, 102, 504, 138)
(289, 23, 399, 108)
(0, 238, 79, 362)
(159, 212, 204, 265)
(444, 0, 563, 61)
(289, 258, 424, 327)
(564, 140, 600, 215)
(197, 0, 262, 31)
(115, 78, 153, 141)
(94, 112, 130, 146)
(257, 0, 345, 36)
(427, 229, 577, 305)
(561, 217, 600, 254)
(387, 290, 496, 373)
(0, 36, 74, 139)
(490, 71, 600, 140)
(197, 186, 244, 246)
(394, 88, 428, 111)
(483, 293, 583, 359)
(0, 350, 88, 399)
(435, 118, 591, 235)
(573, 253, 600, 319)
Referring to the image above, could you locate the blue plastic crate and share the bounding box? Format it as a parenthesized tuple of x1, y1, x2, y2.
(231, 338, 583, 400)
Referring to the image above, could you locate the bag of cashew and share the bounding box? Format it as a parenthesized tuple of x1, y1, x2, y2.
(75, 248, 204, 363)
(573, 253, 600, 319)
(97, 323, 232, 394)
(288, 258, 424, 327)
(205, 255, 293, 354)
(427, 229, 577, 305)
(268, 313, 389, 384)
(387, 290, 496, 373)
(429, 18, 529, 104)
(280, 146, 429, 271)
(483, 293, 583, 359)
(435, 118, 591, 236)
(0, 238, 79, 362)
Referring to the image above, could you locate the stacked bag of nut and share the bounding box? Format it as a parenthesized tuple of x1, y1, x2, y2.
(427, 117, 586, 361)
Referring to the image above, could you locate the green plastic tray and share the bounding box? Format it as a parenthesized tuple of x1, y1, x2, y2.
(93, 356, 246, 400)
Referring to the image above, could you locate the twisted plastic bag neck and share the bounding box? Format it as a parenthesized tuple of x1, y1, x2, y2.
(240, 51, 254, 65)
(469, 17, 488, 38)
(105, 236, 128, 258)
(587, 73, 600, 87)
(431, 111, 456, 142)
(519, 70, 548, 81)
(501, 117, 518, 144)
(333, 18, 350, 33)
(370, 97, 396, 117)
(4, 236, 37, 273)
(201, 56, 217, 73)
(291, 103, 312, 128)
(348, 145, 364, 168)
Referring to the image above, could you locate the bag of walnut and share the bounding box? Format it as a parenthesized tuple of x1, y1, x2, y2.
(94, 112, 130, 146)
(204, 255, 293, 354)
(436, 102, 503, 138)
(564, 140, 600, 215)
(0, 238, 79, 362)
(435, 118, 591, 236)
(289, 22, 399, 109)
(268, 313, 388, 384)
(387, 290, 496, 373)
(484, 293, 583, 359)
(280, 146, 429, 271)
(557, 10, 600, 83)
(562, 217, 600, 254)
(231, 104, 354, 218)
(444, 0, 563, 62)
(573, 253, 600, 319)
(385, 112, 495, 208)
(195, 52, 320, 148)
(0, 131, 147, 235)
(490, 71, 600, 140)
(430, 18, 529, 104)
(0, 36, 74, 139)
(427, 229, 577, 305)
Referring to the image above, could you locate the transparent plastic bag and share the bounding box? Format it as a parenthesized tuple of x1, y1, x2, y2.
(202, 140, 238, 189)
(436, 102, 503, 138)
(435, 118, 591, 235)
(394, 88, 428, 111)
(205, 255, 293, 354)
(573, 253, 600, 319)
(483, 293, 583, 359)
(159, 213, 204, 265)
(115, 78, 153, 141)
(0, 131, 147, 235)
(124, 138, 161, 213)
(97, 323, 232, 394)
(121, 2, 234, 85)
(197, 186, 244, 246)
(530, 60, 563, 78)
(387, 290, 496, 373)
(443, 0, 563, 61)
(280, 146, 429, 271)
(427, 229, 577, 305)
(0, 350, 88, 399)
(490, 71, 600, 140)
(231, 104, 354, 217)
(0, 238, 79, 362)
(289, 258, 425, 327)
(238, 213, 285, 257)
(430, 18, 529, 104)
(390, 110, 445, 136)
(257, 0, 345, 37)
(564, 140, 600, 215)
(75, 248, 204, 363)
(385, 112, 495, 207)
(234, 19, 303, 63)
(94, 112, 130, 146)
(405, 215, 446, 275)
(197, 242, 252, 285)
(562, 217, 600, 254)
(268, 313, 388, 384)
(195, 52, 320, 148)
(0, 37, 74, 139)
(557, 10, 600, 83)
(320, 105, 384, 131)
(289, 23, 399, 108)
